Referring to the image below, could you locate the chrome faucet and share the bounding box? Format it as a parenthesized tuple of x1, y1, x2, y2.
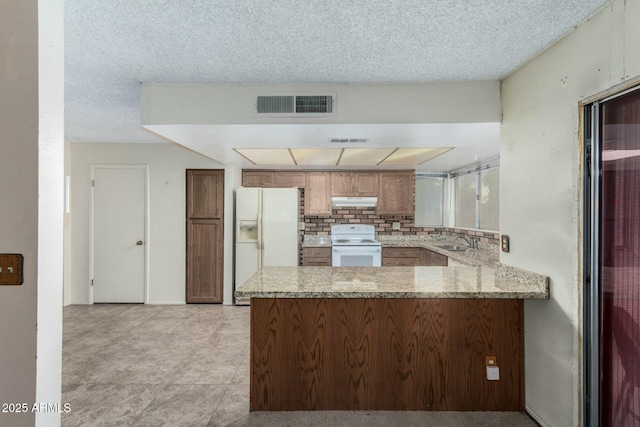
(456, 235, 478, 249)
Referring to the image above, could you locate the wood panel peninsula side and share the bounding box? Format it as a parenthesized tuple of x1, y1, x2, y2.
(235, 265, 549, 412)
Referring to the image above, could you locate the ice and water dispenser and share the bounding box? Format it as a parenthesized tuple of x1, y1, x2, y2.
(237, 220, 258, 242)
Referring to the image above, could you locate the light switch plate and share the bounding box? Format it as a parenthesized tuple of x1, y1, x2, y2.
(501, 235, 510, 252)
(486, 366, 500, 381)
(0, 254, 24, 285)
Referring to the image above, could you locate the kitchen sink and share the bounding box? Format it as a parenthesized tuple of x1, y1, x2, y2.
(435, 244, 469, 252)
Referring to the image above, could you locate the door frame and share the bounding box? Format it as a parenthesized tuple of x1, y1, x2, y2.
(582, 79, 640, 426)
(90, 164, 150, 304)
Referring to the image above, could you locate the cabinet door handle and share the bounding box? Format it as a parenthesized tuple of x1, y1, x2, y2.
(136, 241, 143, 246)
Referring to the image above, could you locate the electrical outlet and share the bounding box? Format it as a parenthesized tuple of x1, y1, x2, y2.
(392, 222, 401, 230)
(0, 254, 24, 285)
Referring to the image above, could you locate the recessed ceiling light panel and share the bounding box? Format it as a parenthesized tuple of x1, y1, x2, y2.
(339, 148, 395, 165)
(380, 148, 452, 165)
(290, 148, 342, 165)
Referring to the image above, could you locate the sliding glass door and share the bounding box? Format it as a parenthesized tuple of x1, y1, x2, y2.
(585, 86, 640, 426)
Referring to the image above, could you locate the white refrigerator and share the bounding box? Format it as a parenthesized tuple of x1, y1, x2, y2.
(235, 187, 299, 293)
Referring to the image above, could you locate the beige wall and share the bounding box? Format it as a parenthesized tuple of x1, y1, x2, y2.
(141, 81, 501, 125)
(501, 1, 640, 425)
(0, 1, 64, 426)
(67, 142, 237, 305)
(0, 1, 39, 424)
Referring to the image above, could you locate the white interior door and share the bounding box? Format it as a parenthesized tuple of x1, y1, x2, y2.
(92, 166, 146, 303)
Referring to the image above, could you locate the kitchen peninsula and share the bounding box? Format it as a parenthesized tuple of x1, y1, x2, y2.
(236, 259, 549, 412)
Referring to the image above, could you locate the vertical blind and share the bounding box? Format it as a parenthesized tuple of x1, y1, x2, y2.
(599, 87, 640, 427)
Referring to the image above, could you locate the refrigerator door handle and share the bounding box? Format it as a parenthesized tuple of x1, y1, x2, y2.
(261, 217, 265, 253)
(257, 190, 263, 268)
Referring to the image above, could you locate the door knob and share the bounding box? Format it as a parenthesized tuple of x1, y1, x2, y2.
(136, 241, 143, 246)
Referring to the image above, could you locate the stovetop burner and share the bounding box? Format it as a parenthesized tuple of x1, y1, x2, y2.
(332, 238, 381, 246)
(330, 225, 381, 247)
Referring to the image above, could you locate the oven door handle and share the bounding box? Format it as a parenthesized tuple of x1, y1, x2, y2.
(332, 247, 381, 252)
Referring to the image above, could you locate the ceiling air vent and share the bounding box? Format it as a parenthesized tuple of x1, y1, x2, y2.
(256, 94, 335, 116)
(296, 95, 333, 113)
(256, 96, 294, 114)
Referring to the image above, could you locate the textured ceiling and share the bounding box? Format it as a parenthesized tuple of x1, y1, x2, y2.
(65, 0, 609, 145)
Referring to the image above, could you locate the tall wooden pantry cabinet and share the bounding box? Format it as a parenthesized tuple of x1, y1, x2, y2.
(186, 169, 224, 303)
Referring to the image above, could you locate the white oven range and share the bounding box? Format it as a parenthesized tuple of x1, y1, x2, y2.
(331, 224, 382, 267)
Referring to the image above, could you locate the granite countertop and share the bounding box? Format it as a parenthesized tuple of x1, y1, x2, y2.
(377, 235, 500, 267)
(302, 234, 499, 267)
(301, 235, 332, 247)
(235, 264, 549, 299)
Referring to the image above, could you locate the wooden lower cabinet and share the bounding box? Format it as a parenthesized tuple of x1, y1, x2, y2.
(250, 298, 524, 411)
(186, 219, 223, 303)
(302, 247, 332, 266)
(382, 247, 448, 266)
(422, 248, 448, 266)
(382, 247, 422, 266)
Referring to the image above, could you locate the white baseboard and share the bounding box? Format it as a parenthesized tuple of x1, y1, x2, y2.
(145, 301, 186, 305)
(67, 300, 187, 305)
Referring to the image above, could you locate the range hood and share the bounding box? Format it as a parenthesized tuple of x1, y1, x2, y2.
(331, 197, 378, 208)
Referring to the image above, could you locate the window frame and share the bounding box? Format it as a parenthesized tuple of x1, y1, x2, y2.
(451, 160, 500, 232)
(414, 173, 446, 227)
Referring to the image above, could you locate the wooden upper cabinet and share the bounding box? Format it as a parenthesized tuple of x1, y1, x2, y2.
(187, 170, 224, 219)
(305, 172, 331, 215)
(243, 171, 275, 187)
(330, 172, 353, 196)
(242, 171, 305, 187)
(274, 172, 306, 187)
(330, 172, 378, 196)
(377, 171, 414, 216)
(353, 172, 378, 196)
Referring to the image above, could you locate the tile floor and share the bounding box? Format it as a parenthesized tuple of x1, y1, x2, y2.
(62, 304, 539, 427)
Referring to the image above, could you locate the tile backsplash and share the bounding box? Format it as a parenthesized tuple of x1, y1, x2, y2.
(300, 189, 499, 245)
(305, 208, 437, 236)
